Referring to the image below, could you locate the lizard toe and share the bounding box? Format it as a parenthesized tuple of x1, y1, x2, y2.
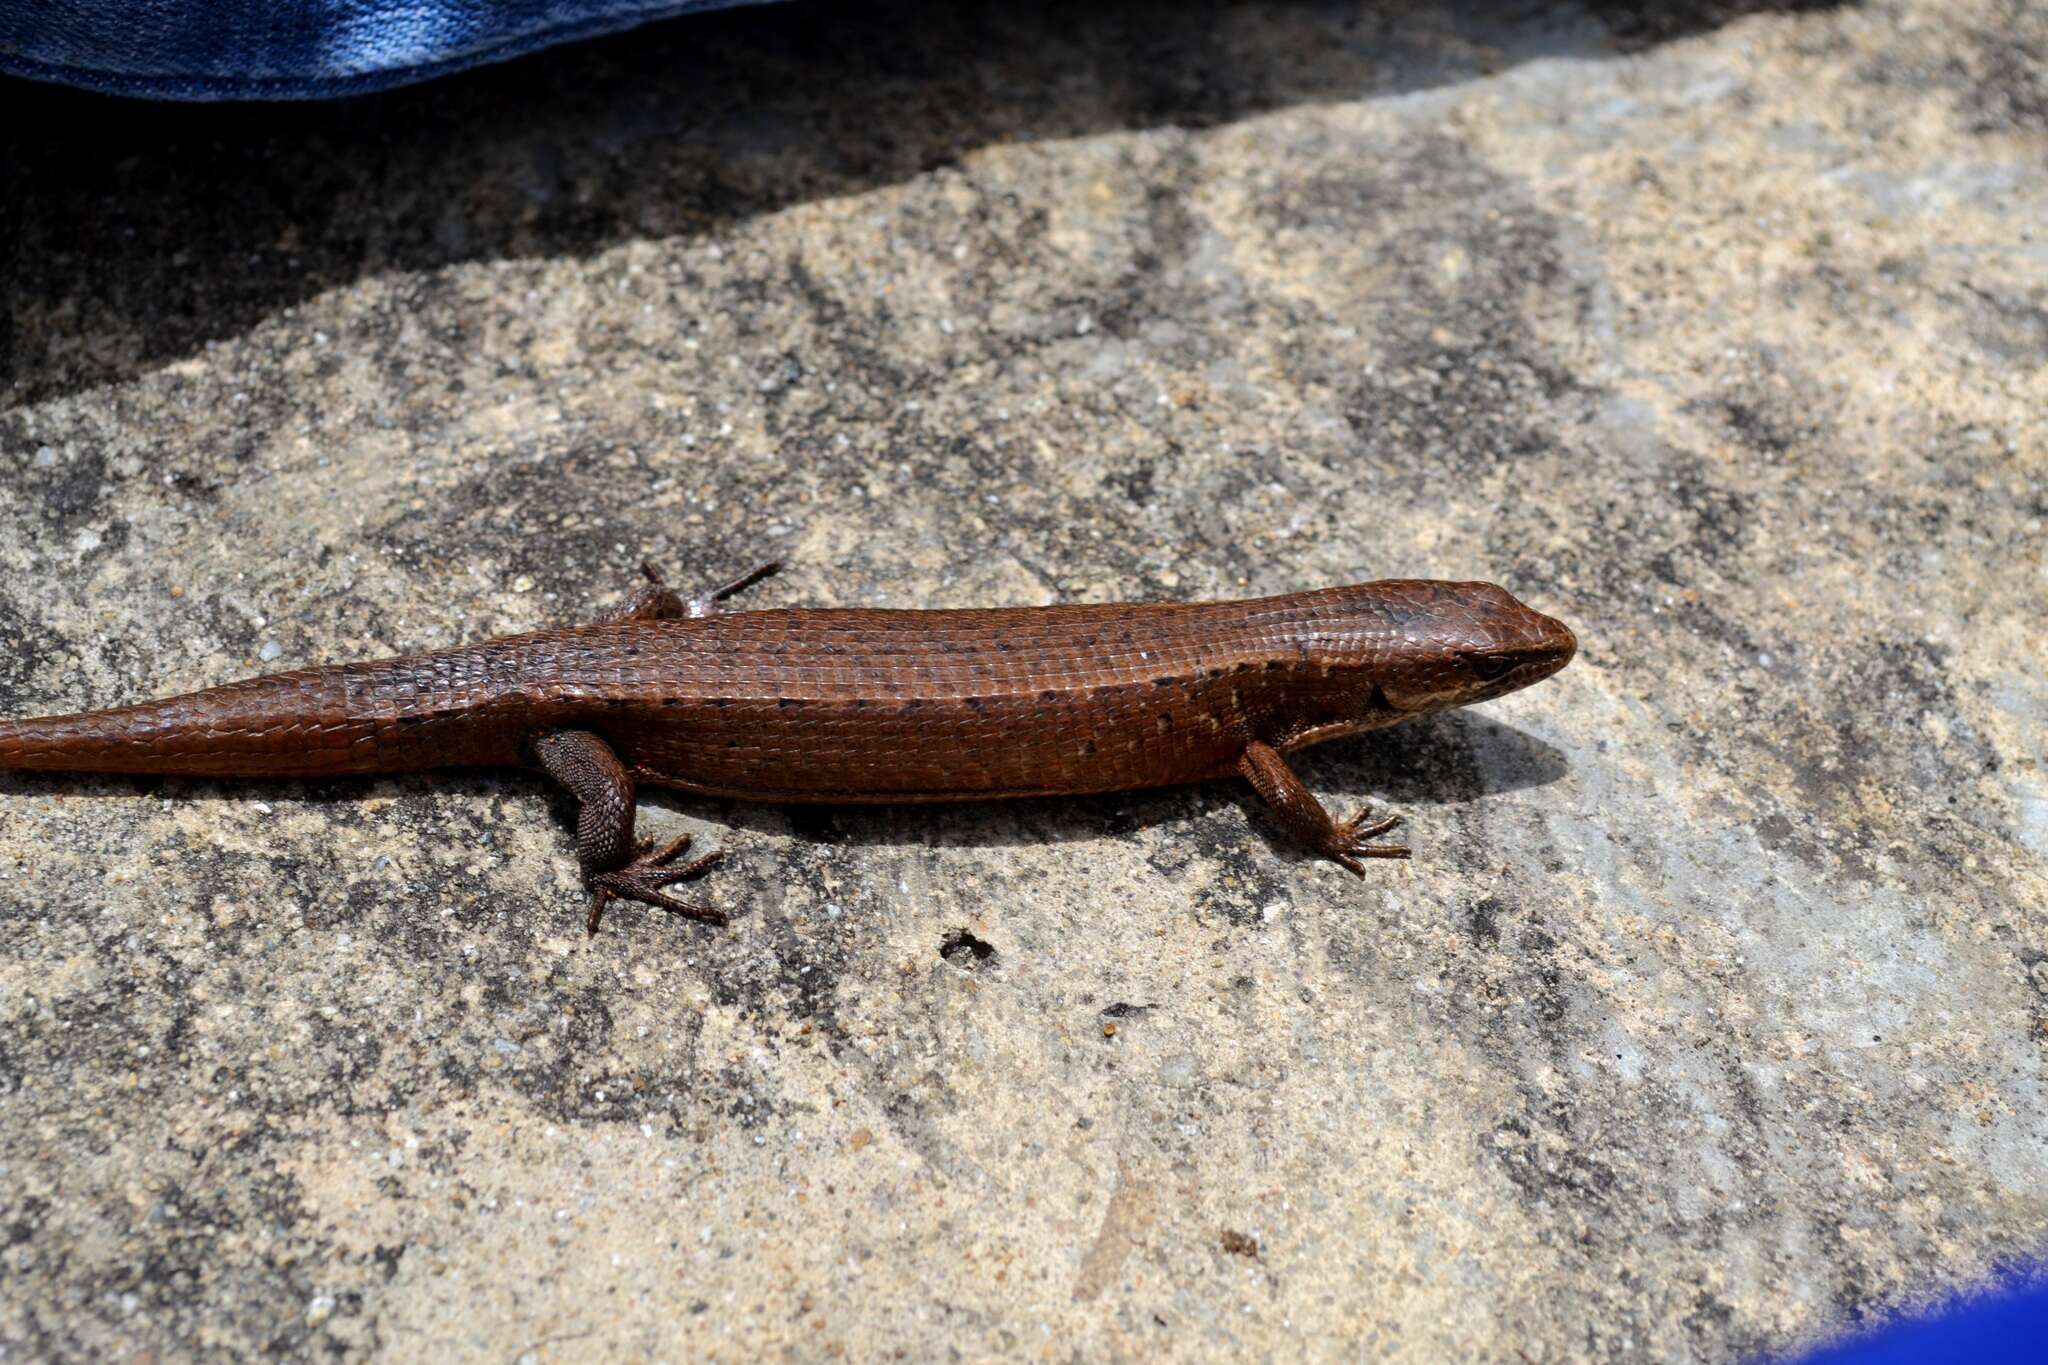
(584, 844, 730, 932)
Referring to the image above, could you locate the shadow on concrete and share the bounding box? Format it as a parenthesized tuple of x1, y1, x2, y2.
(4, 0, 1848, 406)
(0, 707, 1565, 858)
(610, 707, 1567, 854)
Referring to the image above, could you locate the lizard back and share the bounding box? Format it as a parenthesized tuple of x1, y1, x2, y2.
(0, 583, 1572, 797)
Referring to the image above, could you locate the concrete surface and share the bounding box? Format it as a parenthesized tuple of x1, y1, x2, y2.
(3, 0, 2045, 1358)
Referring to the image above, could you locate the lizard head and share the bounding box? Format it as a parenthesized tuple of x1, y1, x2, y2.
(1362, 580, 1577, 716)
(1265, 581, 1576, 749)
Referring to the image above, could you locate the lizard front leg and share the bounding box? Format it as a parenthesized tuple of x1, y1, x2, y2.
(531, 729, 726, 933)
(1237, 739, 1409, 874)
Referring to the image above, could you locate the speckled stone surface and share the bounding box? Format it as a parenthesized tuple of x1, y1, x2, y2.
(3, 0, 2044, 1358)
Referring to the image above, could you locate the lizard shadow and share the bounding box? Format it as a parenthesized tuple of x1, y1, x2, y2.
(0, 710, 1561, 941)
(0, 710, 1562, 877)
(660, 709, 1566, 855)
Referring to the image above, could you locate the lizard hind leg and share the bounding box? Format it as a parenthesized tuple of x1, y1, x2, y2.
(682, 559, 781, 618)
(599, 559, 781, 623)
(531, 729, 730, 934)
(600, 562, 689, 624)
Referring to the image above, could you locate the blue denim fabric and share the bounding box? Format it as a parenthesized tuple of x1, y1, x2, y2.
(0, 0, 776, 99)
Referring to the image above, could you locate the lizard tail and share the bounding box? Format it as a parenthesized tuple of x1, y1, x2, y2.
(0, 667, 382, 778)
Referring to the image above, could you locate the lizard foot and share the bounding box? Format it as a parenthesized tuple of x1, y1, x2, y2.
(599, 560, 781, 624)
(585, 832, 728, 934)
(1324, 807, 1410, 876)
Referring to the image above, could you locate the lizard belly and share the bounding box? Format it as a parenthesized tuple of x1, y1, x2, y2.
(601, 684, 1252, 803)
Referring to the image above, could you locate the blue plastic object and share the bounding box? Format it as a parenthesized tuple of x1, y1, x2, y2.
(1793, 1276, 2048, 1365)
(0, 0, 775, 100)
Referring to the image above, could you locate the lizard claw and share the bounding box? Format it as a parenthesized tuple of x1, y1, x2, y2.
(585, 833, 729, 934)
(1324, 806, 1410, 876)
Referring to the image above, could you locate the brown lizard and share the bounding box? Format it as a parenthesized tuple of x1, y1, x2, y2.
(0, 564, 1576, 932)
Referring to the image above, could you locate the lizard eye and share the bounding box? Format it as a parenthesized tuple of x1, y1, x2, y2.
(1466, 652, 1517, 681)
